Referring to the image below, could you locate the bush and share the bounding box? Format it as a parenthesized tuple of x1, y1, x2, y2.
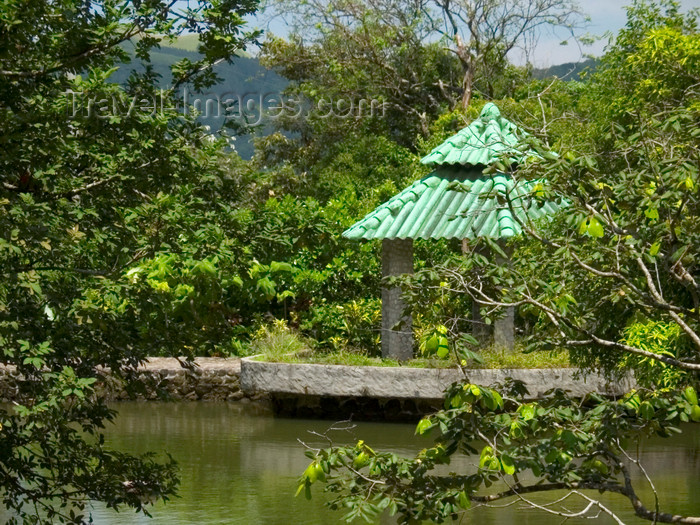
(620, 319, 694, 388)
(250, 319, 311, 359)
(300, 298, 381, 353)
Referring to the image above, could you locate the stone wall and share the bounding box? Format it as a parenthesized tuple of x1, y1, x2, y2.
(0, 365, 19, 402)
(0, 358, 252, 403)
(2, 358, 637, 422)
(241, 359, 636, 421)
(241, 359, 636, 400)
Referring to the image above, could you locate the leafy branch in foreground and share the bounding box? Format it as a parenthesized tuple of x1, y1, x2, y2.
(299, 381, 700, 524)
(1, 1, 260, 523)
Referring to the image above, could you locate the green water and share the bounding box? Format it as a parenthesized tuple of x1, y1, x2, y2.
(77, 403, 700, 523)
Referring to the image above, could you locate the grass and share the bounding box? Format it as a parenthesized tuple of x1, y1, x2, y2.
(255, 349, 457, 368)
(248, 321, 309, 361)
(475, 345, 570, 369)
(250, 323, 571, 369)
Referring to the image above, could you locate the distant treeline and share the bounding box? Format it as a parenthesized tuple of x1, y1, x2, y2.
(111, 41, 596, 159)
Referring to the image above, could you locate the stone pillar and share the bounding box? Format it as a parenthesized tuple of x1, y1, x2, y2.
(464, 239, 490, 343)
(381, 239, 414, 360)
(493, 306, 515, 350)
(471, 300, 491, 344)
(493, 241, 515, 352)
(463, 239, 515, 351)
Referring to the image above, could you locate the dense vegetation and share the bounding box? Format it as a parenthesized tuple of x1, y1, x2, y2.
(294, 1, 700, 523)
(0, 0, 261, 521)
(1, 0, 699, 522)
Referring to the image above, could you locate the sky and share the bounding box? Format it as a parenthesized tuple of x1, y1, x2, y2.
(529, 0, 700, 66)
(249, 0, 700, 67)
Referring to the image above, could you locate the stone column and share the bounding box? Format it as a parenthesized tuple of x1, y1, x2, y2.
(493, 306, 515, 350)
(463, 239, 490, 343)
(493, 240, 515, 352)
(381, 239, 414, 360)
(471, 300, 491, 344)
(463, 239, 515, 351)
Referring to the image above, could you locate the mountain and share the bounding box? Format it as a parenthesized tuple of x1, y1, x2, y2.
(111, 40, 288, 159)
(532, 58, 598, 81)
(110, 37, 597, 158)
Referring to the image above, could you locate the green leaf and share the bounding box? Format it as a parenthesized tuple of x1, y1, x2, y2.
(415, 418, 432, 435)
(683, 386, 698, 406)
(639, 401, 655, 420)
(479, 446, 493, 469)
(500, 455, 515, 475)
(270, 261, 293, 273)
(194, 260, 217, 276)
(690, 405, 700, 423)
(353, 452, 370, 469)
(587, 217, 604, 238)
(518, 404, 536, 421)
(424, 335, 439, 354)
(579, 218, 589, 235)
(458, 490, 471, 509)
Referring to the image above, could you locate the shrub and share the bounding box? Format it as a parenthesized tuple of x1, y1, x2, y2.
(620, 319, 694, 388)
(300, 299, 381, 354)
(250, 319, 311, 360)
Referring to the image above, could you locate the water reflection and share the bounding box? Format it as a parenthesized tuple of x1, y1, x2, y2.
(79, 402, 700, 524)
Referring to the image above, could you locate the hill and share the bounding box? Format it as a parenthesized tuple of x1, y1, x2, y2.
(111, 37, 597, 158)
(111, 39, 287, 159)
(532, 58, 598, 81)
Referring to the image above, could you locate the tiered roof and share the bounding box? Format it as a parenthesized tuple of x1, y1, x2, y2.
(343, 103, 560, 241)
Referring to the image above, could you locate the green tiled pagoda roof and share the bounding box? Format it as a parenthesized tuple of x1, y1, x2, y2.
(421, 103, 533, 167)
(342, 169, 563, 241)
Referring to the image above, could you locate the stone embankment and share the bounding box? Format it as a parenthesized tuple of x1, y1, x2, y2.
(240, 359, 636, 420)
(0, 358, 250, 403)
(1, 358, 635, 421)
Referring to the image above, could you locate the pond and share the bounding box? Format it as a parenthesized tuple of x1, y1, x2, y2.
(81, 402, 700, 524)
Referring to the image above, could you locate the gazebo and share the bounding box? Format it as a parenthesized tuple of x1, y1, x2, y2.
(343, 103, 562, 360)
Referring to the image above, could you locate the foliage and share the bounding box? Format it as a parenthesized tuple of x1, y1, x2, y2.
(620, 318, 693, 388)
(249, 319, 311, 359)
(258, 341, 569, 369)
(0, 0, 260, 522)
(263, 0, 584, 115)
(300, 299, 381, 353)
(300, 382, 700, 523)
(507, 0, 700, 375)
(299, 3, 700, 524)
(261, 31, 461, 144)
(393, 0, 700, 379)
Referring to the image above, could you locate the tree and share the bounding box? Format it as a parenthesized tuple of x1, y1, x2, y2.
(451, 0, 700, 381)
(0, 1, 258, 522)
(298, 1, 700, 522)
(421, 0, 585, 108)
(300, 382, 700, 523)
(263, 0, 585, 112)
(260, 21, 462, 141)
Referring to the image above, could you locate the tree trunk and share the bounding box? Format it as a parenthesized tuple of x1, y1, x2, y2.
(454, 36, 474, 110)
(461, 64, 474, 110)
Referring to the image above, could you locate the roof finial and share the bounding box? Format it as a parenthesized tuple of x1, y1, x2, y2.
(480, 102, 500, 121)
